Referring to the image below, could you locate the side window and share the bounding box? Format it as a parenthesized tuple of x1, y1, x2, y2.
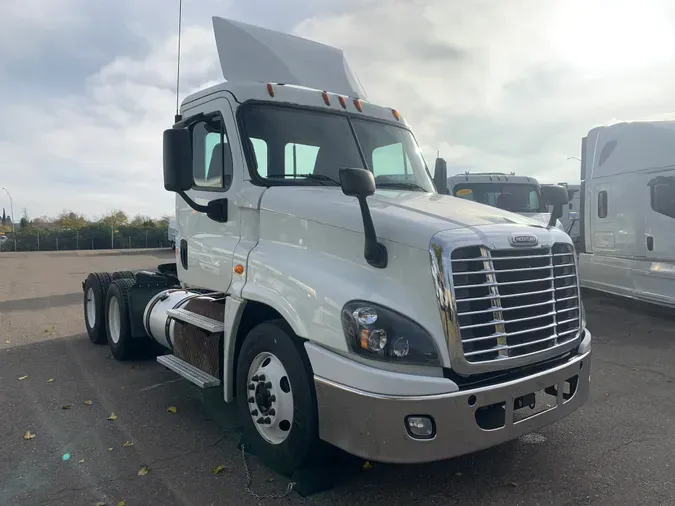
(650, 176, 675, 219)
(191, 117, 232, 189)
(597, 190, 608, 218)
(285, 143, 320, 175)
(250, 138, 268, 177)
(371, 143, 413, 179)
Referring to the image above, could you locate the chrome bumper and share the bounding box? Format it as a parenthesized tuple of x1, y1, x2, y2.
(314, 335, 591, 464)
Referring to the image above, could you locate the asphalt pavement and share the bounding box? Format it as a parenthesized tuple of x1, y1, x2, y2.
(1, 250, 674, 506)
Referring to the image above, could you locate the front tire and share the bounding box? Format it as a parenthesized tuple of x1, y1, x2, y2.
(236, 320, 320, 476)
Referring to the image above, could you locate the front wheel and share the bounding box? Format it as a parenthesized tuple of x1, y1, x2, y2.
(236, 320, 320, 476)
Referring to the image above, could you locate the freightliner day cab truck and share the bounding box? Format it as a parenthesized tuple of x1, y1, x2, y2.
(578, 120, 675, 308)
(446, 172, 567, 232)
(81, 17, 591, 476)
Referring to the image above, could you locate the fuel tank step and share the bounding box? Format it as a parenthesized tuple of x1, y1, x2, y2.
(157, 354, 221, 388)
(166, 308, 224, 333)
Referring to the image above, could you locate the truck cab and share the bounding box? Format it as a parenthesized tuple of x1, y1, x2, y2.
(81, 16, 591, 477)
(578, 120, 675, 307)
(447, 172, 566, 231)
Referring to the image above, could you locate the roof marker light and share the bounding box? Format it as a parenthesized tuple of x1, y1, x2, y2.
(322, 91, 330, 106)
(354, 99, 363, 112)
(392, 109, 401, 120)
(338, 96, 347, 109)
(266, 83, 275, 97)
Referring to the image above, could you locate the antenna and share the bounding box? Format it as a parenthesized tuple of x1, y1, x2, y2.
(174, 0, 183, 123)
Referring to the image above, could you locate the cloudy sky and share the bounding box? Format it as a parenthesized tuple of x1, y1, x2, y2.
(1, 0, 675, 220)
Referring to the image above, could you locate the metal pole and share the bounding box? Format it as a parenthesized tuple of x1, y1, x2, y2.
(145, 229, 148, 248)
(2, 187, 15, 251)
(37, 230, 39, 251)
(111, 225, 114, 249)
(76, 230, 79, 250)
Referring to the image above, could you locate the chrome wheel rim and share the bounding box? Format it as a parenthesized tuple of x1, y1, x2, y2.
(108, 297, 121, 344)
(86, 288, 96, 327)
(246, 351, 294, 445)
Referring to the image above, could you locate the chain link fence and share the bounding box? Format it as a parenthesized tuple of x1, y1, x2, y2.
(0, 227, 171, 252)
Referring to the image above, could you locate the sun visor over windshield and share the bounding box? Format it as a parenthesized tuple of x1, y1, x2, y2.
(212, 16, 367, 100)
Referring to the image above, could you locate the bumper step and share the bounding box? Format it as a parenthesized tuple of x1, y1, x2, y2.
(167, 308, 224, 333)
(157, 354, 221, 388)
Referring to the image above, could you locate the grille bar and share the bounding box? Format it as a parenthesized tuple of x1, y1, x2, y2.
(450, 242, 581, 364)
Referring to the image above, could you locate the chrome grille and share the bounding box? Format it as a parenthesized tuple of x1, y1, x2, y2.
(450, 243, 580, 364)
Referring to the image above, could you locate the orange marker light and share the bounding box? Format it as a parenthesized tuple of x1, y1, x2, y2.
(266, 83, 275, 97)
(338, 96, 347, 109)
(234, 264, 245, 275)
(354, 99, 363, 112)
(392, 109, 401, 120)
(322, 91, 330, 105)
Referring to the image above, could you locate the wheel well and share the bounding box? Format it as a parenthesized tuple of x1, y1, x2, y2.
(232, 301, 285, 398)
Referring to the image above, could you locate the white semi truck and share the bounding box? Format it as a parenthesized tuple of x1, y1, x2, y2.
(81, 17, 591, 476)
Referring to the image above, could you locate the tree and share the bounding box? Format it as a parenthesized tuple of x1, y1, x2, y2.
(130, 214, 155, 228)
(157, 214, 171, 229)
(56, 210, 88, 230)
(99, 210, 129, 228)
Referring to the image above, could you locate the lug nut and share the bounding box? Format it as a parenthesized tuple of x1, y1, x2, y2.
(248, 397, 255, 403)
(256, 417, 264, 424)
(258, 374, 266, 381)
(251, 409, 258, 416)
(264, 417, 271, 424)
(265, 382, 272, 389)
(268, 409, 275, 416)
(252, 375, 259, 381)
(269, 395, 276, 402)
(248, 384, 255, 390)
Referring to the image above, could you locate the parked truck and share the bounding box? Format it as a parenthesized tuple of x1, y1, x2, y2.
(447, 172, 567, 232)
(578, 120, 675, 307)
(81, 17, 591, 475)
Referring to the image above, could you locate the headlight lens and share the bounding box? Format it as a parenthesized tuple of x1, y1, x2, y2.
(341, 301, 441, 366)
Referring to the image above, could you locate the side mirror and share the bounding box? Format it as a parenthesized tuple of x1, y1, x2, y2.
(340, 166, 376, 197)
(433, 158, 448, 194)
(339, 168, 387, 269)
(163, 128, 193, 192)
(568, 211, 579, 221)
(541, 184, 570, 228)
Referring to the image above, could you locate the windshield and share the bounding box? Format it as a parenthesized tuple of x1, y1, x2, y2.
(239, 104, 435, 192)
(452, 182, 545, 213)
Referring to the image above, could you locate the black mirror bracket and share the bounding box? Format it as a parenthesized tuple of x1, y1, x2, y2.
(357, 196, 388, 268)
(177, 191, 228, 223)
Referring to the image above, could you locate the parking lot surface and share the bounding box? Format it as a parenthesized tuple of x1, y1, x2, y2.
(1, 250, 674, 506)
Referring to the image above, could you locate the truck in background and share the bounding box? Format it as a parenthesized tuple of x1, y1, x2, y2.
(168, 217, 177, 249)
(578, 120, 675, 308)
(80, 17, 591, 476)
(557, 183, 581, 245)
(447, 172, 566, 231)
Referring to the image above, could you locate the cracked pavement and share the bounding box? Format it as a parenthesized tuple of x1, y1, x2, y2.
(1, 250, 675, 505)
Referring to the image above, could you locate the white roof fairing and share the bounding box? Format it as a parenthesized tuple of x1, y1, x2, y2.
(212, 17, 367, 100)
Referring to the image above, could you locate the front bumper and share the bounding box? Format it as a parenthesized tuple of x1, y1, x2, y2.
(314, 333, 591, 464)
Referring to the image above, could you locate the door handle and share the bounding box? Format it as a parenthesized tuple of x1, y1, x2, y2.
(646, 235, 654, 251)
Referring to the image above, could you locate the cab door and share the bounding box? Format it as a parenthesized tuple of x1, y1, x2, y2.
(175, 96, 242, 292)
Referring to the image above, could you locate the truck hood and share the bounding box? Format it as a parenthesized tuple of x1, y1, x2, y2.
(260, 188, 548, 250)
(520, 212, 564, 231)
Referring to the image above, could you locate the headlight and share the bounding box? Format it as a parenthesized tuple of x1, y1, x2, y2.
(341, 301, 441, 366)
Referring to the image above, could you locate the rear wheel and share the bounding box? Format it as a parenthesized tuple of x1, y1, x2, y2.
(83, 272, 112, 344)
(105, 278, 137, 361)
(236, 320, 320, 476)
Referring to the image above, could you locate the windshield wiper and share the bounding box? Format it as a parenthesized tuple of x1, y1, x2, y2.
(265, 173, 340, 186)
(376, 181, 428, 192)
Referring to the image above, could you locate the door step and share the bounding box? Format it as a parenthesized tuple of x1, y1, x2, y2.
(157, 354, 221, 388)
(167, 308, 224, 333)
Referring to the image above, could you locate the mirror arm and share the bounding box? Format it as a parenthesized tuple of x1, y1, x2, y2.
(178, 191, 209, 214)
(548, 204, 563, 228)
(357, 196, 388, 268)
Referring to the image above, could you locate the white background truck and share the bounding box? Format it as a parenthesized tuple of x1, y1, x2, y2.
(81, 17, 591, 476)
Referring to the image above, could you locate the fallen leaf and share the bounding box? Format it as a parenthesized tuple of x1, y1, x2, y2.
(17, 375, 28, 381)
(107, 412, 117, 421)
(79, 459, 85, 463)
(508, 481, 518, 487)
(62, 404, 73, 410)
(361, 461, 373, 471)
(107, 448, 113, 452)
(120, 386, 125, 390)
(167, 406, 177, 414)
(84, 400, 93, 406)
(23, 431, 36, 440)
(122, 441, 133, 447)
(47, 378, 54, 383)
(5, 340, 10, 344)
(138, 465, 148, 477)
(454, 471, 462, 477)
(95, 502, 106, 506)
(212, 464, 226, 475)
(118, 502, 126, 506)
(266, 477, 274, 483)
